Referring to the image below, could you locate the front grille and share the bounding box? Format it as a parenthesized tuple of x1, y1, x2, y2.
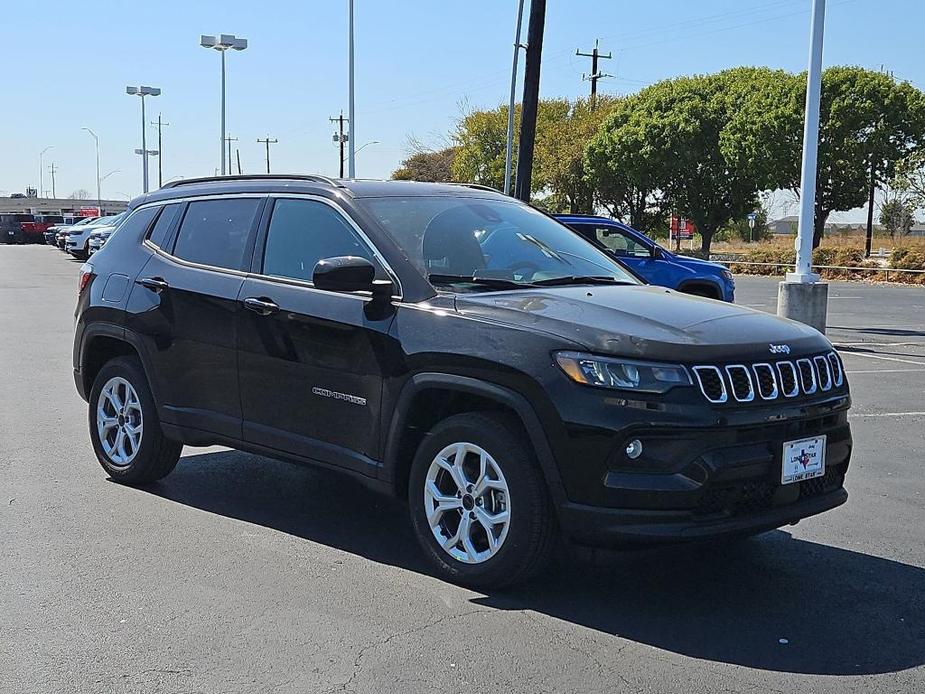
(725, 365, 755, 401)
(693, 366, 727, 403)
(693, 352, 843, 404)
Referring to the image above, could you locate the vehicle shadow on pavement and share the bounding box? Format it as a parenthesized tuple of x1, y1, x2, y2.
(143, 449, 924, 677)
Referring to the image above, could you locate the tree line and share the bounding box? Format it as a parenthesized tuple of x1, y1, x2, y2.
(392, 66, 925, 255)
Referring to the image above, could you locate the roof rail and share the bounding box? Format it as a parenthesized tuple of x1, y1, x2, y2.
(448, 182, 504, 194)
(160, 174, 343, 189)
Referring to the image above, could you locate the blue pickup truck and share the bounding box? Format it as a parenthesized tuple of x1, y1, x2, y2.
(556, 214, 735, 302)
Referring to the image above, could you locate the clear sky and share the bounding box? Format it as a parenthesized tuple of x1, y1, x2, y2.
(2, 0, 922, 220)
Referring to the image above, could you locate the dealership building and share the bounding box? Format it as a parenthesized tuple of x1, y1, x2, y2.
(0, 195, 128, 217)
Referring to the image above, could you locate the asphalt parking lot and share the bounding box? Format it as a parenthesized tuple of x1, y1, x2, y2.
(2, 245, 923, 693)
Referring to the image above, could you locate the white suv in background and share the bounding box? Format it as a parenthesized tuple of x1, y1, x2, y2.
(66, 213, 126, 259)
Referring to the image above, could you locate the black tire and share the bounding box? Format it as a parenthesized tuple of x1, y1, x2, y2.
(408, 412, 557, 588)
(682, 285, 719, 299)
(88, 356, 181, 484)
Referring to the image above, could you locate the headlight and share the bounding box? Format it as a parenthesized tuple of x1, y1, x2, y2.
(555, 351, 691, 393)
(721, 269, 734, 281)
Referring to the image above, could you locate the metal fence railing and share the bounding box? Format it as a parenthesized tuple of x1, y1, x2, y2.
(717, 260, 925, 282)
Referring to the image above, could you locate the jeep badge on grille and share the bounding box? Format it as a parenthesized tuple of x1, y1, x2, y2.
(769, 344, 791, 355)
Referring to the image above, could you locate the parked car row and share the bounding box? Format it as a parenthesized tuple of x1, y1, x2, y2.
(45, 213, 126, 259)
(1, 213, 83, 244)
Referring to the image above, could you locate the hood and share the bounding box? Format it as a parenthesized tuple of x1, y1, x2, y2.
(456, 285, 828, 362)
(671, 254, 727, 272)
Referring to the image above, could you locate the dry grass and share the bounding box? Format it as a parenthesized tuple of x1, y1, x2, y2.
(712, 234, 925, 255)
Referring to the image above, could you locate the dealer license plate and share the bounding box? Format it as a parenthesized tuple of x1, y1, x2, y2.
(782, 435, 826, 485)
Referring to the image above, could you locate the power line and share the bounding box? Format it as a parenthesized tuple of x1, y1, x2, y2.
(256, 135, 278, 174)
(576, 39, 613, 102)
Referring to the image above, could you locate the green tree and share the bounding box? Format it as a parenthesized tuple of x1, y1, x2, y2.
(392, 146, 458, 182)
(588, 70, 783, 255)
(806, 67, 925, 247)
(879, 197, 916, 238)
(535, 96, 619, 213)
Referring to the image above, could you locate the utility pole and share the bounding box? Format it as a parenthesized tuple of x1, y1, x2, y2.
(514, 0, 546, 203)
(329, 112, 349, 178)
(150, 114, 168, 188)
(504, 0, 527, 196)
(257, 135, 278, 174)
(865, 158, 876, 258)
(224, 134, 238, 173)
(576, 39, 612, 104)
(48, 163, 57, 198)
(236, 148, 243, 175)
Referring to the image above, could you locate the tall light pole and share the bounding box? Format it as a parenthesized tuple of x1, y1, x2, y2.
(82, 128, 101, 213)
(126, 86, 161, 192)
(777, 0, 828, 332)
(504, 0, 526, 195)
(347, 0, 356, 178)
(201, 34, 248, 176)
(39, 146, 53, 198)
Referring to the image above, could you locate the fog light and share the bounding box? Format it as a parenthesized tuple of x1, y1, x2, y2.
(625, 439, 643, 460)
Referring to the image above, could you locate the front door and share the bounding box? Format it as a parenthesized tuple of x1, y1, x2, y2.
(236, 197, 398, 476)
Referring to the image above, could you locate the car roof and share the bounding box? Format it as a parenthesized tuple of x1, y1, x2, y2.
(133, 175, 508, 207)
(554, 213, 628, 225)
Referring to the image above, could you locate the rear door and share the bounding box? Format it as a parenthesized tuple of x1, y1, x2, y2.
(236, 196, 398, 476)
(127, 196, 265, 439)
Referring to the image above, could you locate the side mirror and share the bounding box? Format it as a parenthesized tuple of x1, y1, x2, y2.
(312, 256, 393, 300)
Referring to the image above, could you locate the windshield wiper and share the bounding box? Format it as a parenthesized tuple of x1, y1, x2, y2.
(530, 275, 635, 287)
(427, 273, 534, 290)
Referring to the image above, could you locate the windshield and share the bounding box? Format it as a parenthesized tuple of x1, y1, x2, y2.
(358, 196, 639, 290)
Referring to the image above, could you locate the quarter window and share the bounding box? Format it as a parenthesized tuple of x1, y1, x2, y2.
(262, 199, 374, 282)
(147, 203, 182, 249)
(172, 198, 261, 270)
(107, 207, 158, 243)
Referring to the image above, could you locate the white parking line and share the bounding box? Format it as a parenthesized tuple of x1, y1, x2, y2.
(838, 351, 925, 366)
(835, 342, 924, 347)
(850, 412, 925, 418)
(846, 369, 925, 374)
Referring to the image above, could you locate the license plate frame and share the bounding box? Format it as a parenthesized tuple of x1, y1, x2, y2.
(781, 435, 826, 485)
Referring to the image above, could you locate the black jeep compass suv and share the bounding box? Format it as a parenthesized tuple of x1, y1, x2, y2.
(73, 175, 851, 587)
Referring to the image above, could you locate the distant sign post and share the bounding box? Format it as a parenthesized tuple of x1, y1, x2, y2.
(747, 211, 758, 242)
(670, 215, 695, 252)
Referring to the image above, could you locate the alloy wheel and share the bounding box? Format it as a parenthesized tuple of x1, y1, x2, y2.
(424, 442, 511, 564)
(96, 376, 144, 466)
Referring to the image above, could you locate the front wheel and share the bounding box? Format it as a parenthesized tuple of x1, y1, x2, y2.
(408, 412, 557, 588)
(88, 356, 181, 484)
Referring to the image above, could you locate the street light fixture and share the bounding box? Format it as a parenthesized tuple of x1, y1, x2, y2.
(126, 86, 161, 192)
(39, 146, 54, 198)
(200, 33, 248, 176)
(82, 128, 101, 214)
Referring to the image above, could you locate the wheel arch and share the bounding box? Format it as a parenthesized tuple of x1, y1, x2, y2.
(677, 278, 723, 299)
(78, 324, 159, 404)
(382, 373, 567, 506)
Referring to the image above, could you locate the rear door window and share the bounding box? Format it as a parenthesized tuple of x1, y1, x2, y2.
(172, 198, 261, 271)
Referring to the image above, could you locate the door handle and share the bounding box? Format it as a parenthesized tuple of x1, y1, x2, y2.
(136, 276, 169, 293)
(243, 297, 280, 316)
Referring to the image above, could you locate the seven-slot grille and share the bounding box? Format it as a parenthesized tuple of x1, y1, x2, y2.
(692, 352, 844, 404)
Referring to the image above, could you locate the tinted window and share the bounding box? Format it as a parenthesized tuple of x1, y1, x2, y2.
(358, 196, 638, 287)
(262, 199, 373, 282)
(105, 207, 157, 246)
(147, 203, 181, 249)
(591, 226, 652, 257)
(173, 198, 261, 270)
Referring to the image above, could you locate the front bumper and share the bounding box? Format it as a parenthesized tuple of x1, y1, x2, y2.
(550, 394, 852, 548)
(560, 486, 847, 547)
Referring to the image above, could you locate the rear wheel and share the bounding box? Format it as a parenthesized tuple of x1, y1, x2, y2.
(408, 412, 557, 588)
(88, 356, 181, 484)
